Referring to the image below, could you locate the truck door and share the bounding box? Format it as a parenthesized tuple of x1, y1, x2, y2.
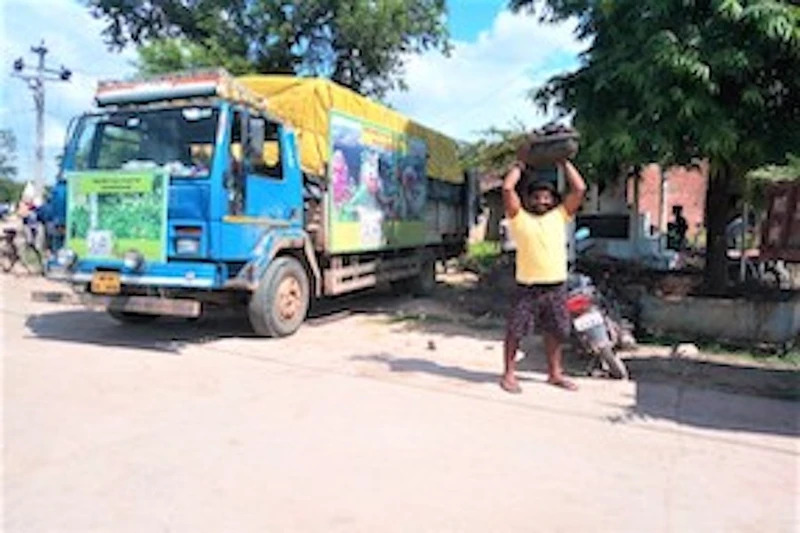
(227, 108, 302, 226)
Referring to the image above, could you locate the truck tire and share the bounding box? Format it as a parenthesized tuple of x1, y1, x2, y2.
(599, 346, 628, 380)
(248, 256, 310, 337)
(108, 310, 158, 324)
(408, 253, 436, 297)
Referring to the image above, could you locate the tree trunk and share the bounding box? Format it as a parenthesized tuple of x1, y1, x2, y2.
(704, 162, 733, 294)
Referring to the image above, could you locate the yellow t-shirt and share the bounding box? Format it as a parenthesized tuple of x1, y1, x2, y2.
(509, 205, 571, 284)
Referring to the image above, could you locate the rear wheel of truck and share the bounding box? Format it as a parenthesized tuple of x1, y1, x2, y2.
(248, 256, 310, 337)
(408, 253, 436, 297)
(108, 310, 158, 324)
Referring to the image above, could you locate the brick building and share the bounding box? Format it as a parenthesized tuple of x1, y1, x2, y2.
(584, 162, 708, 238)
(633, 163, 708, 238)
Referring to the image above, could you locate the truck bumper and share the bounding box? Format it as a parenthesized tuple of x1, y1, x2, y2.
(46, 260, 221, 289)
(32, 291, 202, 318)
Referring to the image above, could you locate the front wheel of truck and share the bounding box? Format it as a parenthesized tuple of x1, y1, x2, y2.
(248, 256, 310, 337)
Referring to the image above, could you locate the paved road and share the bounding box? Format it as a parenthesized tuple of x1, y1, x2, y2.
(2, 275, 798, 532)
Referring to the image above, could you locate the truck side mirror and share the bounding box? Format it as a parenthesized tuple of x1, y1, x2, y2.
(248, 117, 265, 165)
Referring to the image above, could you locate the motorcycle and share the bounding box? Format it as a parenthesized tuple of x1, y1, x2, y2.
(566, 228, 631, 380)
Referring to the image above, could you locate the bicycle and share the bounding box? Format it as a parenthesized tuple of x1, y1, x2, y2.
(0, 227, 43, 274)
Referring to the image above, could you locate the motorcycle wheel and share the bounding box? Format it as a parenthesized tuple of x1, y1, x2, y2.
(599, 346, 628, 380)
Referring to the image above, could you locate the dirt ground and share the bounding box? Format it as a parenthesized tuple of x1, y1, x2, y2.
(2, 273, 798, 532)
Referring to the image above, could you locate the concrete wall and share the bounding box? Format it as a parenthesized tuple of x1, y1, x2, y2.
(641, 294, 800, 344)
(586, 180, 629, 214)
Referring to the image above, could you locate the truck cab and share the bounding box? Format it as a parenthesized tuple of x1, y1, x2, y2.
(47, 71, 315, 331)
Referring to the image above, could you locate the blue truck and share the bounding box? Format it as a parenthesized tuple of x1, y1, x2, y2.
(43, 70, 476, 336)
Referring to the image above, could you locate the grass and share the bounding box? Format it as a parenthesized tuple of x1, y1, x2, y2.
(463, 241, 503, 273)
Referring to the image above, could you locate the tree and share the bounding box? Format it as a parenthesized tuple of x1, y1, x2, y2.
(0, 129, 17, 181)
(458, 124, 529, 176)
(136, 38, 253, 77)
(0, 179, 24, 205)
(511, 0, 800, 293)
(88, 0, 450, 98)
(0, 130, 23, 204)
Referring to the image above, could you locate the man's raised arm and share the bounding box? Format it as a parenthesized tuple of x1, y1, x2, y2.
(561, 160, 587, 216)
(502, 161, 525, 218)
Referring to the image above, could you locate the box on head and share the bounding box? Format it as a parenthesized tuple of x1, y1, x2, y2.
(516, 124, 580, 197)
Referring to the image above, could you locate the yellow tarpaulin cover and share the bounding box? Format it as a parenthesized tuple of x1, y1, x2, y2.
(237, 75, 463, 184)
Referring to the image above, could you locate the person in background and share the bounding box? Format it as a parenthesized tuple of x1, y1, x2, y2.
(667, 205, 688, 250)
(16, 191, 43, 267)
(500, 158, 587, 394)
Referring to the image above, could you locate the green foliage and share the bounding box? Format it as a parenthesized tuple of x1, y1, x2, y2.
(0, 129, 18, 182)
(745, 152, 799, 208)
(458, 124, 528, 176)
(137, 38, 252, 77)
(512, 0, 799, 176)
(0, 129, 23, 204)
(88, 0, 450, 98)
(511, 0, 800, 290)
(747, 153, 800, 184)
(464, 241, 503, 273)
(468, 240, 501, 260)
(0, 178, 24, 205)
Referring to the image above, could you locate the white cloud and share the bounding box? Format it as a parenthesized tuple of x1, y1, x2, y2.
(387, 10, 585, 142)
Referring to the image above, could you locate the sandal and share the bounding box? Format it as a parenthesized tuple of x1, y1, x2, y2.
(546, 376, 578, 391)
(500, 378, 522, 394)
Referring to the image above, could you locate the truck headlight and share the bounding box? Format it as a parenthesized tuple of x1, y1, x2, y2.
(176, 238, 200, 255)
(56, 248, 77, 268)
(123, 250, 145, 271)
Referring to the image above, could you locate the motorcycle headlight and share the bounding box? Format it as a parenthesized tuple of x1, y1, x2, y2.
(123, 250, 145, 271)
(56, 248, 77, 268)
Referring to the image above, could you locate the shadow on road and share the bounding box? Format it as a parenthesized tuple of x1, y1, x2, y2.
(351, 353, 533, 384)
(611, 379, 799, 438)
(22, 288, 449, 353)
(24, 309, 258, 354)
(624, 356, 800, 401)
(607, 356, 799, 437)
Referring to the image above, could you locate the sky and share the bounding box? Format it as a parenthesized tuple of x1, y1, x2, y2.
(0, 0, 584, 185)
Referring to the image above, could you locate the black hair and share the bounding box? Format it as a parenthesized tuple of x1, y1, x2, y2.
(527, 179, 561, 203)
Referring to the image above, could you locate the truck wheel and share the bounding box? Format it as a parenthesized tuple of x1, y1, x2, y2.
(408, 254, 436, 297)
(248, 256, 310, 337)
(599, 346, 629, 380)
(108, 310, 158, 324)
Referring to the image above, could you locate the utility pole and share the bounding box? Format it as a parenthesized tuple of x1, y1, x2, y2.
(11, 40, 71, 194)
(658, 165, 669, 253)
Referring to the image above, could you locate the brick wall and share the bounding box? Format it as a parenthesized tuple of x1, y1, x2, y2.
(633, 163, 708, 238)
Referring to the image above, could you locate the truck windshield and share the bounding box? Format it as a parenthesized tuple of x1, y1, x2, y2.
(71, 106, 219, 178)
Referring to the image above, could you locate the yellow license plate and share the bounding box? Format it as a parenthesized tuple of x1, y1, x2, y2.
(91, 272, 121, 295)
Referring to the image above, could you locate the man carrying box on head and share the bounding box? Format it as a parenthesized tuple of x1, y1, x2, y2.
(500, 139, 587, 394)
